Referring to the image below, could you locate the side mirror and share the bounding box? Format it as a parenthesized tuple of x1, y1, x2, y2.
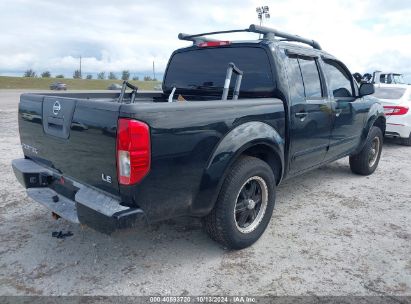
(359, 83, 375, 97)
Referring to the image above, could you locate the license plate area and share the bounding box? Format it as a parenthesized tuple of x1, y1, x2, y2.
(50, 177, 79, 201)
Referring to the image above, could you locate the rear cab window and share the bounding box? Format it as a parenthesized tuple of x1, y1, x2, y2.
(164, 46, 275, 98)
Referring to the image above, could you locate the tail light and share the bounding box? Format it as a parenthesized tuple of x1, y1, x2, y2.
(198, 41, 231, 47)
(383, 106, 409, 116)
(116, 118, 150, 185)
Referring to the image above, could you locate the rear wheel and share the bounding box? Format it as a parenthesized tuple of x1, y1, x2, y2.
(203, 156, 275, 250)
(401, 132, 411, 146)
(349, 126, 383, 175)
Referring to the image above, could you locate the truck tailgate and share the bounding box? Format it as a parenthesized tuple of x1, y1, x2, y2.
(18, 94, 121, 196)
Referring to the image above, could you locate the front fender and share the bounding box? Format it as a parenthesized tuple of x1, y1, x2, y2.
(191, 121, 284, 216)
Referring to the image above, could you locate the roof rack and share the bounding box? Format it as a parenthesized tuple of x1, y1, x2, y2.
(178, 24, 322, 50)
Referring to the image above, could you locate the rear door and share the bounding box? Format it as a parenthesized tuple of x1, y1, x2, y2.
(286, 53, 332, 174)
(19, 94, 121, 195)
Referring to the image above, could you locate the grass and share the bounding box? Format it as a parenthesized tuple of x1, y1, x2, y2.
(0, 76, 160, 90)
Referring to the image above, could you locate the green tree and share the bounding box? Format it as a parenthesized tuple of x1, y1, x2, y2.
(24, 69, 36, 77)
(41, 71, 51, 78)
(143, 76, 153, 81)
(86, 74, 93, 79)
(108, 72, 117, 80)
(121, 70, 130, 81)
(132, 76, 139, 81)
(55, 74, 64, 78)
(73, 70, 82, 79)
(97, 72, 105, 79)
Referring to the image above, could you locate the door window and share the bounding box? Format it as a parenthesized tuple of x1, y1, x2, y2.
(287, 57, 305, 103)
(323, 60, 353, 98)
(298, 58, 323, 98)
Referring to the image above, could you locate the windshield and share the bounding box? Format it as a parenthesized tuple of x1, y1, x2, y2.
(392, 74, 405, 84)
(380, 74, 406, 84)
(373, 87, 406, 99)
(164, 47, 275, 97)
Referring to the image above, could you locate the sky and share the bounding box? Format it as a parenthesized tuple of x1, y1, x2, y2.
(0, 0, 410, 81)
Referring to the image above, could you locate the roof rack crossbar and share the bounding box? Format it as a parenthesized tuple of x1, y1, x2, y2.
(178, 24, 321, 50)
(178, 33, 218, 44)
(178, 29, 249, 44)
(248, 24, 321, 50)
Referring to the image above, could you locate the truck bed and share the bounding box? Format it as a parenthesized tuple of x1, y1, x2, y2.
(17, 91, 285, 225)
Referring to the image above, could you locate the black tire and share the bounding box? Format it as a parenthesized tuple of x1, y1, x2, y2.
(203, 156, 276, 250)
(349, 126, 383, 175)
(401, 133, 411, 146)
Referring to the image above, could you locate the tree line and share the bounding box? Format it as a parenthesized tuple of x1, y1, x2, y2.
(23, 69, 157, 81)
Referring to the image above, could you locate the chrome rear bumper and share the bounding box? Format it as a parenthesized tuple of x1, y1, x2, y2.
(12, 158, 147, 234)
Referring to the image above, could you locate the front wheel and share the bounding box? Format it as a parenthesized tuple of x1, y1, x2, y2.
(349, 126, 383, 175)
(203, 156, 275, 250)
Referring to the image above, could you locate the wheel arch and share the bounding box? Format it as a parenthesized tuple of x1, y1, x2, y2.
(191, 121, 284, 217)
(373, 115, 386, 135)
(240, 144, 283, 185)
(354, 103, 386, 154)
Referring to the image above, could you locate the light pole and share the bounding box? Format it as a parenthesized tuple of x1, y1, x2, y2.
(256, 6, 270, 38)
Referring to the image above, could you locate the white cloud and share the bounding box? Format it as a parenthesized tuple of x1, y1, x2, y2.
(0, 0, 410, 79)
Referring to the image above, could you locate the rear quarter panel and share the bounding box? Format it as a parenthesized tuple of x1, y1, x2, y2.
(119, 99, 285, 221)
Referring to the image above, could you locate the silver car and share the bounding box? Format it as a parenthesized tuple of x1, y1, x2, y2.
(49, 82, 67, 90)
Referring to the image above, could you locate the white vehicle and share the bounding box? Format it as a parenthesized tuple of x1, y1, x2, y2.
(372, 71, 406, 85)
(373, 84, 411, 145)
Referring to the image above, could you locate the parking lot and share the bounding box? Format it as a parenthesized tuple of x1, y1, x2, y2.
(0, 90, 410, 296)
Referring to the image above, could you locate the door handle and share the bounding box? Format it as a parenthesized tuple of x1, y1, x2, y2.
(335, 109, 342, 117)
(295, 112, 308, 119)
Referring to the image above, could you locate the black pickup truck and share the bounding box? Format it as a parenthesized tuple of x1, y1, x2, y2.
(12, 25, 385, 249)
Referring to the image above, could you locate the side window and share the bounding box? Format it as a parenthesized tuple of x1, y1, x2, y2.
(323, 60, 353, 98)
(287, 57, 305, 103)
(298, 57, 323, 98)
